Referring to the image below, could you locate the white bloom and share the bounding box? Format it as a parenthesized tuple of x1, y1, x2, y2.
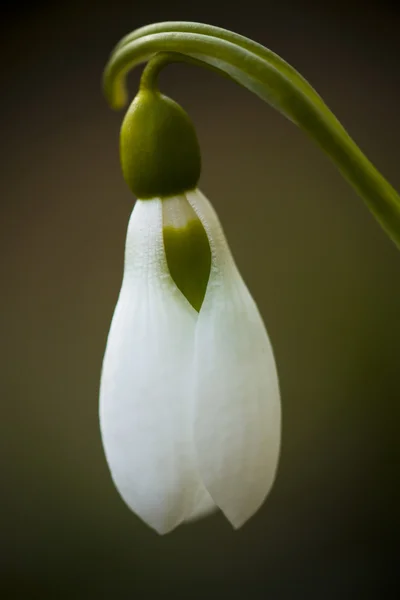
(99, 189, 281, 534)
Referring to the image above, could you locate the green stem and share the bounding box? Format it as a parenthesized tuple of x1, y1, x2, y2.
(103, 21, 400, 249)
(138, 51, 233, 93)
(139, 53, 173, 92)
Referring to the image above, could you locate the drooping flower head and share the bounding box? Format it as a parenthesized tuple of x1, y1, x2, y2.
(99, 66, 281, 534)
(99, 21, 400, 536)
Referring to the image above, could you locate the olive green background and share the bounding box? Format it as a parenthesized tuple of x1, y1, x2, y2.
(1, 1, 399, 598)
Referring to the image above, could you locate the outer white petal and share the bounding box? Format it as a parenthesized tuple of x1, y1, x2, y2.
(99, 198, 208, 534)
(187, 189, 281, 529)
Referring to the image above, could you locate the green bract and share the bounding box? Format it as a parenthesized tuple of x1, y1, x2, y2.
(120, 90, 201, 198)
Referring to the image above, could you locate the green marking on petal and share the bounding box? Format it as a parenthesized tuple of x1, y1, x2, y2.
(163, 220, 211, 312)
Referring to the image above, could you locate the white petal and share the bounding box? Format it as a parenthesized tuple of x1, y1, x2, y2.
(99, 198, 208, 534)
(187, 189, 281, 529)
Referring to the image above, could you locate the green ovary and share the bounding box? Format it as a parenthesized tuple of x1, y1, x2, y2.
(163, 221, 211, 312)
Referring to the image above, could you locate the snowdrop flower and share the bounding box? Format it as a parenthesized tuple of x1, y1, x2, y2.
(99, 88, 281, 534)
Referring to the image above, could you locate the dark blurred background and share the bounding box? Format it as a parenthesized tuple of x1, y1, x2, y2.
(1, 1, 399, 598)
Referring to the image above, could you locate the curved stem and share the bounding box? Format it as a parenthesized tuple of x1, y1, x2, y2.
(114, 21, 331, 116)
(139, 53, 174, 92)
(138, 51, 234, 93)
(103, 22, 400, 249)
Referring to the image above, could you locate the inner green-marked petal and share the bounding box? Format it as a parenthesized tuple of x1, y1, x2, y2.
(163, 221, 211, 312)
(162, 195, 211, 312)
